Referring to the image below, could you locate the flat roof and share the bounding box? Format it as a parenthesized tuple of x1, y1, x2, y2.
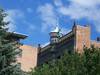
(7, 32, 28, 39)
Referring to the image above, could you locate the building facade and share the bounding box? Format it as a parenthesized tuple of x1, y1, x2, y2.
(37, 25, 100, 66)
(14, 24, 100, 71)
(10, 33, 38, 72)
(17, 45, 38, 72)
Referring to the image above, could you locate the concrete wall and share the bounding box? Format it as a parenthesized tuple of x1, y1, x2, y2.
(17, 45, 38, 72)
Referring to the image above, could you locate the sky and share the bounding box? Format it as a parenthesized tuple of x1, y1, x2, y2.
(0, 0, 100, 46)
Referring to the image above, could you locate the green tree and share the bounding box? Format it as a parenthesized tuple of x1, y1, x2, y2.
(83, 46, 100, 75)
(0, 8, 23, 75)
(31, 47, 100, 75)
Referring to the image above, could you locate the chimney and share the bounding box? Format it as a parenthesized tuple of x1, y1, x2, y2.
(97, 37, 100, 42)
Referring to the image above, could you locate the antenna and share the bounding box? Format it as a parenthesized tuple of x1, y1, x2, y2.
(56, 17, 61, 33)
(56, 17, 59, 27)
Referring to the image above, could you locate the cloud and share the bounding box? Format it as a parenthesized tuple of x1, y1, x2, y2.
(61, 27, 71, 35)
(70, 0, 100, 7)
(28, 25, 35, 31)
(37, 0, 100, 33)
(27, 8, 33, 13)
(23, 20, 36, 32)
(54, 0, 63, 7)
(55, 0, 100, 33)
(4, 9, 24, 31)
(37, 3, 58, 32)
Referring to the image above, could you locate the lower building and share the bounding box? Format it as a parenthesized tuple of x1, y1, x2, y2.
(37, 24, 100, 66)
(17, 45, 38, 72)
(6, 32, 38, 72)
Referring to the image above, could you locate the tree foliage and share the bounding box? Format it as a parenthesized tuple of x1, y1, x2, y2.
(0, 8, 23, 75)
(30, 46, 100, 75)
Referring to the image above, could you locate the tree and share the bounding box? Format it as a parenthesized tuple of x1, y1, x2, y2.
(0, 8, 23, 75)
(31, 47, 100, 75)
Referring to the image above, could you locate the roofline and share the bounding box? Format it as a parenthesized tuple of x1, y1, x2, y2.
(8, 32, 28, 39)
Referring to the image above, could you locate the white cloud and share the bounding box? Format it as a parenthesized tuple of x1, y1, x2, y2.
(4, 16, 16, 31)
(37, 3, 58, 32)
(37, 3, 72, 34)
(54, 0, 63, 7)
(70, 0, 100, 7)
(27, 8, 33, 13)
(4, 9, 24, 31)
(55, 0, 100, 33)
(37, 0, 100, 33)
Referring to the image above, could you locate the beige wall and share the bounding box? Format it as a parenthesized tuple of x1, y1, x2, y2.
(17, 45, 38, 72)
(91, 41, 100, 48)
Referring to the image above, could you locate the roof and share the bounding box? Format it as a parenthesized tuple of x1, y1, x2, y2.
(7, 32, 28, 39)
(40, 31, 74, 53)
(51, 26, 60, 32)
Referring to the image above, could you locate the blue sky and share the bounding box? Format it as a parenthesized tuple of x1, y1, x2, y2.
(0, 0, 100, 46)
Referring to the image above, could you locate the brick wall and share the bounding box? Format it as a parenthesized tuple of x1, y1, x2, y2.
(74, 25, 91, 53)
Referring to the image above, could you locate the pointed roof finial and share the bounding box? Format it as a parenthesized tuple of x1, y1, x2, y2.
(73, 20, 77, 28)
(51, 17, 61, 33)
(73, 20, 76, 26)
(72, 20, 77, 30)
(51, 26, 59, 32)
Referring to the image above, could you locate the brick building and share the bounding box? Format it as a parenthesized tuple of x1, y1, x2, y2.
(15, 24, 100, 72)
(37, 24, 100, 66)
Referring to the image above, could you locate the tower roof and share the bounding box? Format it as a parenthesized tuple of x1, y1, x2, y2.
(51, 26, 60, 33)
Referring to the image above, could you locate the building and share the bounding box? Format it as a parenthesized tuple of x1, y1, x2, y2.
(37, 24, 100, 66)
(5, 32, 37, 72)
(18, 45, 38, 72)
(8, 32, 38, 72)
(3, 32, 29, 70)
(6, 32, 27, 41)
(10, 24, 100, 71)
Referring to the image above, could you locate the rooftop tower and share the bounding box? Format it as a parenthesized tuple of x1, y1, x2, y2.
(49, 26, 60, 44)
